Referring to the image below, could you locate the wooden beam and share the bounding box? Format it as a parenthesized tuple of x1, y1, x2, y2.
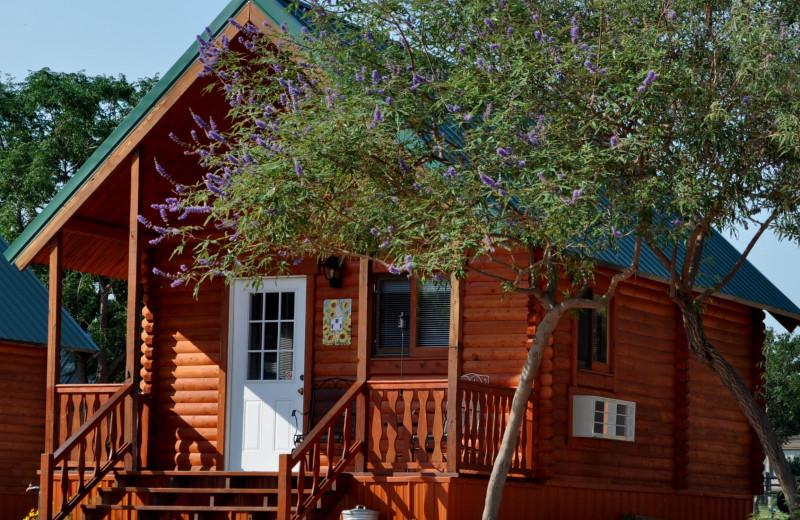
(355, 258, 372, 471)
(446, 274, 463, 473)
(357, 258, 372, 382)
(125, 148, 142, 469)
(63, 218, 128, 243)
(44, 233, 63, 456)
(217, 284, 230, 470)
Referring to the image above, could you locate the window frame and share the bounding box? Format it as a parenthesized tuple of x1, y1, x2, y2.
(576, 304, 611, 374)
(372, 274, 451, 358)
(571, 276, 617, 392)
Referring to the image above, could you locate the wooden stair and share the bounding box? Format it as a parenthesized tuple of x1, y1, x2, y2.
(81, 470, 351, 520)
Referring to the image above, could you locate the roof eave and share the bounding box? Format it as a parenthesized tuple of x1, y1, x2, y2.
(597, 259, 800, 333)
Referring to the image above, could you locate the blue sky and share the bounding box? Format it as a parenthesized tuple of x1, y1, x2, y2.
(2, 0, 799, 332)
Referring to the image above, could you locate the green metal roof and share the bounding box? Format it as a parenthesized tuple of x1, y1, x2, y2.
(4, 0, 798, 331)
(3, 0, 306, 268)
(597, 231, 800, 331)
(0, 236, 98, 352)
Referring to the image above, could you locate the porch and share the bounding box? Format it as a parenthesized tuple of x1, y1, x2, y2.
(42, 377, 535, 520)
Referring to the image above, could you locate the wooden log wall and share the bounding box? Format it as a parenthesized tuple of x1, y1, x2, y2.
(543, 272, 759, 497)
(0, 342, 45, 518)
(460, 254, 530, 387)
(149, 250, 225, 470)
(688, 296, 756, 496)
(311, 259, 360, 380)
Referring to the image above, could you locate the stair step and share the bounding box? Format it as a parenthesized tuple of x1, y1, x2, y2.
(84, 504, 280, 513)
(115, 470, 279, 477)
(99, 486, 312, 494)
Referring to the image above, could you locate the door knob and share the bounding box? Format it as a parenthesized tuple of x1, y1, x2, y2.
(297, 387, 304, 395)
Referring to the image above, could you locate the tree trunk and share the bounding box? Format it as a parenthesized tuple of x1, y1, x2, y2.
(678, 303, 797, 518)
(482, 307, 565, 520)
(74, 352, 89, 384)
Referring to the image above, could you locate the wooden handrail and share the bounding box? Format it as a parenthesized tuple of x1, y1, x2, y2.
(456, 379, 535, 476)
(40, 382, 133, 520)
(278, 380, 365, 520)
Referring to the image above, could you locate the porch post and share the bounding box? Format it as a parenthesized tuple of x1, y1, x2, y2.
(446, 274, 463, 473)
(41, 232, 63, 520)
(355, 258, 372, 470)
(125, 147, 142, 469)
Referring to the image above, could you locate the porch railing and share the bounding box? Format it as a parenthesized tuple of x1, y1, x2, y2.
(456, 380, 535, 476)
(40, 382, 134, 520)
(278, 377, 534, 519)
(57, 384, 122, 462)
(366, 379, 449, 472)
(278, 380, 366, 520)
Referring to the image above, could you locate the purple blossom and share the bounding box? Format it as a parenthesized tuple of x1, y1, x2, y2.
(507, 27, 514, 38)
(665, 9, 676, 20)
(480, 173, 501, 189)
(517, 160, 526, 168)
(380, 239, 390, 248)
(463, 113, 472, 121)
(584, 60, 598, 74)
(610, 135, 619, 147)
(444, 166, 457, 179)
(294, 159, 304, 176)
(671, 218, 682, 227)
(459, 47, 467, 55)
(207, 130, 225, 142)
(388, 265, 402, 274)
(388, 226, 394, 233)
(497, 147, 512, 158)
(483, 103, 493, 121)
(489, 43, 500, 51)
(484, 18, 494, 33)
(571, 19, 580, 43)
(372, 70, 379, 85)
(191, 112, 209, 130)
(399, 160, 410, 175)
(612, 228, 623, 239)
(279, 23, 287, 32)
(385, 96, 392, 105)
(371, 227, 379, 235)
(638, 70, 659, 92)
(373, 107, 384, 124)
(446, 103, 461, 113)
(537, 171, 546, 181)
(434, 273, 444, 281)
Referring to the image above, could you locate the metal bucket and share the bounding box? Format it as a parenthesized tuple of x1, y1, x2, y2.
(341, 505, 379, 520)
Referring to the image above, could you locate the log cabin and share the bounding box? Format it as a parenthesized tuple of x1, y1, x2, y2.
(0, 236, 98, 519)
(4, 1, 800, 519)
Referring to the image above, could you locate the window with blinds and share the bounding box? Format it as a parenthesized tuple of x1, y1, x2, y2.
(373, 276, 451, 356)
(577, 305, 608, 369)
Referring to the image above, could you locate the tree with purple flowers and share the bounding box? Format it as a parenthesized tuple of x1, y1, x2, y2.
(153, 0, 800, 517)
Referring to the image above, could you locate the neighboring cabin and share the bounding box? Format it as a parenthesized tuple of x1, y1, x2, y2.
(4, 1, 800, 519)
(0, 236, 98, 518)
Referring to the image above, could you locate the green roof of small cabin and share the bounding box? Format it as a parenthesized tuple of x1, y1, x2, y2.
(3, 0, 799, 331)
(0, 236, 98, 352)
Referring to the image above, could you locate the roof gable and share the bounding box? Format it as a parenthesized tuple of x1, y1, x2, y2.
(0, 236, 98, 352)
(3, 0, 306, 271)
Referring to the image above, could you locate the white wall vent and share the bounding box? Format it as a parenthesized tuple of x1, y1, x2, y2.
(572, 395, 636, 442)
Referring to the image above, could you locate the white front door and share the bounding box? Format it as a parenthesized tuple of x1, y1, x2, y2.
(228, 277, 306, 471)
